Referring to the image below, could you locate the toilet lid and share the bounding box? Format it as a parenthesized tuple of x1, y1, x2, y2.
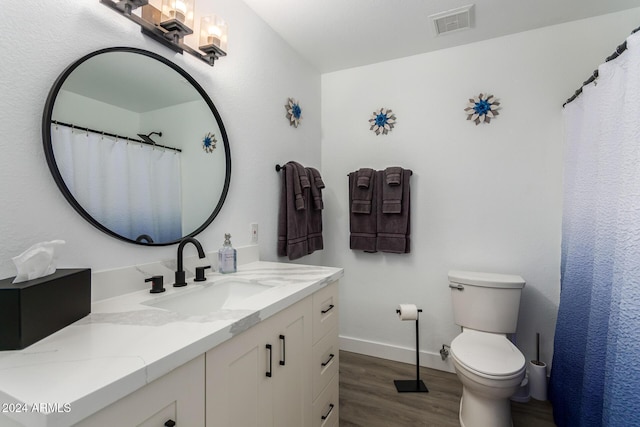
(451, 330, 525, 377)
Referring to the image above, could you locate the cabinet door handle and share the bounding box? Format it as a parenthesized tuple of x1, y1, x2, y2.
(266, 344, 273, 377)
(321, 403, 335, 420)
(279, 334, 286, 366)
(164, 420, 176, 427)
(321, 353, 335, 367)
(321, 304, 335, 314)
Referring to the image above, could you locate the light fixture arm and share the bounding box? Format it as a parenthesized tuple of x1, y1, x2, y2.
(99, 0, 227, 67)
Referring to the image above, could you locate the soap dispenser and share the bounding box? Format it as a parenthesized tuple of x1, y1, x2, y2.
(218, 233, 237, 274)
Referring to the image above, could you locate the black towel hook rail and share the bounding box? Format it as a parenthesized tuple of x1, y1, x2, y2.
(280, 163, 416, 177)
(347, 169, 414, 177)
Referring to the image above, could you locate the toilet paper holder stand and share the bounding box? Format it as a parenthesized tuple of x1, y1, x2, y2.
(394, 307, 429, 393)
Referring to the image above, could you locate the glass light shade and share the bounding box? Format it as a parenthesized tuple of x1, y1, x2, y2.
(199, 15, 228, 51)
(161, 0, 194, 28)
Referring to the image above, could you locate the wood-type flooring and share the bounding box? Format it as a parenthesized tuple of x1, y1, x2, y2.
(339, 351, 556, 427)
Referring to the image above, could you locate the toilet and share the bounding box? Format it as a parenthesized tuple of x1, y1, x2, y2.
(448, 270, 526, 427)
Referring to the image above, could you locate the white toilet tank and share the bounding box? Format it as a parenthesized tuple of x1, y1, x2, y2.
(448, 270, 525, 334)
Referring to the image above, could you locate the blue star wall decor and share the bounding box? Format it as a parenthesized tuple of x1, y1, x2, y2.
(202, 132, 217, 153)
(369, 108, 396, 135)
(465, 93, 500, 125)
(285, 98, 302, 128)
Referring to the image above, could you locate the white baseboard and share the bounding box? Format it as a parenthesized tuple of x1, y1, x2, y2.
(339, 335, 456, 374)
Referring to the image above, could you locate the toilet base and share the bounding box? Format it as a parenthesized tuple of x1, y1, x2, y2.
(459, 388, 513, 427)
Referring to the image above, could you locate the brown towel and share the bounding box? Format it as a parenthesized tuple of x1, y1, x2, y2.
(357, 168, 374, 188)
(277, 163, 309, 259)
(306, 168, 324, 253)
(382, 167, 403, 214)
(291, 161, 310, 189)
(351, 168, 375, 214)
(292, 166, 305, 211)
(376, 169, 411, 253)
(385, 167, 402, 185)
(307, 167, 324, 210)
(290, 161, 309, 210)
(349, 171, 377, 252)
(310, 167, 325, 190)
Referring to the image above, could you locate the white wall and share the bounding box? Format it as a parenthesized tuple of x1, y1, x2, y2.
(54, 90, 140, 136)
(0, 0, 320, 277)
(321, 9, 640, 371)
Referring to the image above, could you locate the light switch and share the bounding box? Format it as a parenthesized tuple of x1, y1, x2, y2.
(250, 223, 258, 243)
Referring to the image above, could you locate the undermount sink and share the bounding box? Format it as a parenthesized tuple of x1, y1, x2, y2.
(143, 279, 275, 316)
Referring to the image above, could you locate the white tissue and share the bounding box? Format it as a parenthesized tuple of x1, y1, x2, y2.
(397, 304, 419, 321)
(12, 240, 65, 284)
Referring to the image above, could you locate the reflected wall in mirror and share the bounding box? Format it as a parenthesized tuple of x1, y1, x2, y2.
(42, 47, 231, 246)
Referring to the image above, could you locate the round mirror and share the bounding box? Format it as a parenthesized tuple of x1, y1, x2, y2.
(42, 47, 231, 246)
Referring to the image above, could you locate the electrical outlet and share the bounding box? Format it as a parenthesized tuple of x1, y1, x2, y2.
(250, 223, 258, 243)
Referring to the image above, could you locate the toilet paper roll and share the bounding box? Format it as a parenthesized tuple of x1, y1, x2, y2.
(529, 360, 548, 401)
(397, 304, 419, 321)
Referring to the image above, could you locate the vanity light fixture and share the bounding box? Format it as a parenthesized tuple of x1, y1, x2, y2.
(199, 15, 228, 66)
(99, 0, 227, 67)
(159, 0, 195, 44)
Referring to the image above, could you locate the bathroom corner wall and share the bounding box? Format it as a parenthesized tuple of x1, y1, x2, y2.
(320, 9, 640, 371)
(0, 1, 321, 278)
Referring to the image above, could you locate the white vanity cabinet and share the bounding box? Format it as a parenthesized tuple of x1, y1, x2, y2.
(311, 281, 339, 427)
(205, 281, 339, 427)
(76, 354, 205, 427)
(205, 295, 312, 427)
(74, 282, 338, 427)
(0, 262, 343, 427)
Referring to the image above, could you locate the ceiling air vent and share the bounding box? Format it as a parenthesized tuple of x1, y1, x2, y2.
(430, 4, 474, 36)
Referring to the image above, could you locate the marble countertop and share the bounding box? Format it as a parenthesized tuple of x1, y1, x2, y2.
(0, 261, 343, 427)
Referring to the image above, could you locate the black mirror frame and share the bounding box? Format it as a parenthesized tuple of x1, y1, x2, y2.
(42, 47, 231, 246)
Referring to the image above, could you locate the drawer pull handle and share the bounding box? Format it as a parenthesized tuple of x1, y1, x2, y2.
(321, 304, 335, 314)
(321, 403, 335, 420)
(266, 344, 273, 377)
(164, 420, 176, 427)
(321, 353, 335, 367)
(279, 334, 286, 366)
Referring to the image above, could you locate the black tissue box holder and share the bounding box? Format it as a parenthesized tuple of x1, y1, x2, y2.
(0, 268, 91, 350)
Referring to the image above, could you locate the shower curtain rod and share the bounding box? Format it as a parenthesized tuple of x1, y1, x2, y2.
(563, 26, 640, 107)
(52, 120, 182, 153)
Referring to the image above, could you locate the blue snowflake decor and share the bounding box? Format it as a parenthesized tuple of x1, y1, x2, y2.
(369, 108, 396, 135)
(292, 104, 301, 119)
(202, 132, 217, 153)
(285, 98, 302, 128)
(465, 93, 500, 125)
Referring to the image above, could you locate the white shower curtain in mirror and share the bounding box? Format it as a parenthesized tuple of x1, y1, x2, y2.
(549, 30, 640, 427)
(52, 126, 182, 243)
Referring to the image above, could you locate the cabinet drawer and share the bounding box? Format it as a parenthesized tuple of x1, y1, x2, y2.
(138, 402, 176, 427)
(312, 281, 338, 344)
(312, 327, 339, 399)
(312, 374, 339, 427)
(76, 355, 204, 426)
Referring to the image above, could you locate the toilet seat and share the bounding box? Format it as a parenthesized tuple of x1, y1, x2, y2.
(451, 330, 525, 379)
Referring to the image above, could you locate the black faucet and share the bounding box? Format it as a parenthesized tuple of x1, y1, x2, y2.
(174, 237, 206, 287)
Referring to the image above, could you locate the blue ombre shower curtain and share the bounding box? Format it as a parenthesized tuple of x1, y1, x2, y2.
(549, 30, 640, 427)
